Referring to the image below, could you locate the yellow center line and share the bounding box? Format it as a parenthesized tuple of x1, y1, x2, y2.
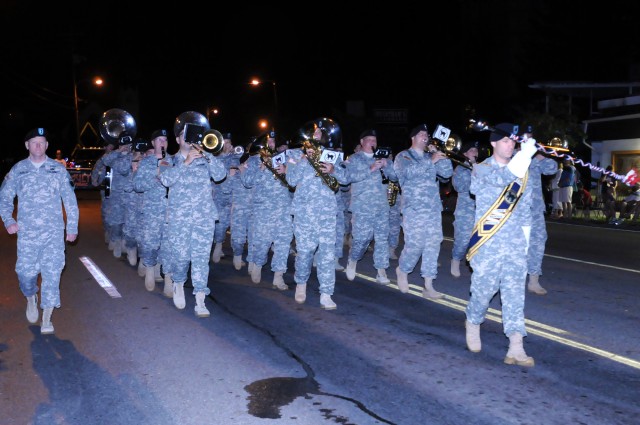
(355, 273, 640, 370)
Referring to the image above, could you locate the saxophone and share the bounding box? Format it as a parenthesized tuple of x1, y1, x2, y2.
(387, 181, 400, 206)
(259, 146, 294, 192)
(301, 139, 339, 192)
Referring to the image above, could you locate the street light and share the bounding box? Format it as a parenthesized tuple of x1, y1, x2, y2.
(250, 78, 278, 124)
(207, 107, 219, 123)
(73, 75, 103, 145)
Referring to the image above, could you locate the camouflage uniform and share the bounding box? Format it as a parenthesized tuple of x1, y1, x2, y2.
(0, 158, 79, 308)
(122, 164, 140, 252)
(241, 154, 293, 273)
(451, 164, 475, 261)
(393, 148, 453, 279)
(527, 157, 558, 275)
(91, 150, 112, 239)
(466, 156, 533, 337)
(212, 151, 241, 248)
(159, 153, 226, 294)
(286, 149, 348, 295)
(335, 185, 349, 262)
(231, 163, 254, 260)
(133, 152, 173, 269)
(102, 149, 133, 247)
(344, 151, 398, 269)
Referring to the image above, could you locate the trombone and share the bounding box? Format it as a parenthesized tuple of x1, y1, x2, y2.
(427, 134, 472, 170)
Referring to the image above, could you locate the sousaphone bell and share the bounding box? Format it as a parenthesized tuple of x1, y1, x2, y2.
(99, 108, 137, 145)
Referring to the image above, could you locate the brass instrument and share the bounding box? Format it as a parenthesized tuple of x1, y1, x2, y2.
(427, 133, 472, 170)
(174, 111, 224, 163)
(99, 108, 137, 198)
(296, 117, 343, 192)
(387, 181, 400, 207)
(251, 133, 294, 191)
(234, 146, 245, 155)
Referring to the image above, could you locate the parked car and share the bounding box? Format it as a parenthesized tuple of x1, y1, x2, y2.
(66, 145, 105, 189)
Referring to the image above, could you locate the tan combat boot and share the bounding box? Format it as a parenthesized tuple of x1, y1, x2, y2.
(295, 284, 307, 304)
(320, 293, 337, 310)
(273, 272, 288, 291)
(504, 333, 535, 367)
(423, 278, 444, 299)
(144, 266, 155, 291)
(527, 274, 547, 295)
(41, 307, 54, 334)
(345, 259, 357, 281)
(26, 294, 39, 324)
(251, 264, 262, 284)
(376, 269, 390, 284)
(211, 243, 223, 263)
(163, 273, 173, 298)
(450, 259, 461, 277)
(465, 320, 481, 352)
(173, 281, 186, 310)
(194, 292, 210, 318)
(395, 266, 409, 293)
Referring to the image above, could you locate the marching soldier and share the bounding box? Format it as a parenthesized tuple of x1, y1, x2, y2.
(343, 129, 398, 284)
(159, 118, 226, 317)
(464, 123, 537, 367)
(393, 124, 453, 299)
(0, 128, 79, 334)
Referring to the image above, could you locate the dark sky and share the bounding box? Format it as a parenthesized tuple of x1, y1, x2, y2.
(2, 1, 640, 158)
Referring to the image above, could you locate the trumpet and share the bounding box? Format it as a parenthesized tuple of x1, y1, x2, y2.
(427, 134, 472, 170)
(233, 146, 244, 155)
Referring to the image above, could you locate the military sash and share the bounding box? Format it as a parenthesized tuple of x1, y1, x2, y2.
(466, 171, 528, 261)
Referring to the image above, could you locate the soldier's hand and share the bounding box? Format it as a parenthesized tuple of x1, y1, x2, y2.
(6, 223, 18, 234)
(431, 151, 447, 163)
(66, 233, 78, 243)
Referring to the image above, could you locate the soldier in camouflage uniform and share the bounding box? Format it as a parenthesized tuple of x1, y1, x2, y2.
(133, 129, 172, 295)
(286, 126, 349, 310)
(241, 132, 293, 290)
(123, 140, 149, 267)
(91, 142, 116, 244)
(0, 128, 79, 334)
(465, 123, 537, 367)
(230, 154, 253, 271)
(344, 129, 398, 284)
(520, 126, 558, 296)
(102, 141, 134, 259)
(211, 133, 241, 263)
(159, 122, 226, 317)
(393, 124, 453, 299)
(450, 142, 479, 277)
(334, 183, 349, 271)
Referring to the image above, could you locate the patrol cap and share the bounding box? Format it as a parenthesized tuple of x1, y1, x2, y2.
(24, 127, 49, 142)
(150, 129, 168, 140)
(460, 141, 480, 154)
(409, 124, 429, 138)
(490, 123, 519, 142)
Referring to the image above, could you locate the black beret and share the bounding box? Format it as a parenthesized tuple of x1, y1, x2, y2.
(359, 129, 377, 139)
(268, 131, 276, 138)
(460, 141, 480, 154)
(223, 133, 232, 140)
(409, 124, 429, 138)
(24, 127, 49, 142)
(490, 123, 519, 142)
(150, 129, 168, 140)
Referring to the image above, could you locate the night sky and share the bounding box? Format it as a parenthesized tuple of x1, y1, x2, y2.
(2, 1, 640, 160)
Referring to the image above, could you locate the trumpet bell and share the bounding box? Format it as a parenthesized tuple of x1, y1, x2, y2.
(202, 129, 224, 155)
(444, 134, 463, 153)
(99, 108, 137, 145)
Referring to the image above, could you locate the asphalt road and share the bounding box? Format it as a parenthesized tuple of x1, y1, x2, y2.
(1, 195, 639, 425)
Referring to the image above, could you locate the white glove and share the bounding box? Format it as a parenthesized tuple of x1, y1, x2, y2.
(519, 137, 538, 158)
(507, 149, 533, 178)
